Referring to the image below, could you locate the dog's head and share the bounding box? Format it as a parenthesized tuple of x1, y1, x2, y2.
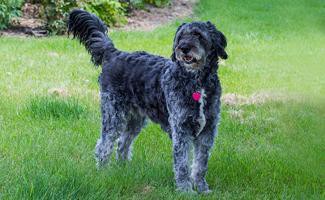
(171, 21, 228, 70)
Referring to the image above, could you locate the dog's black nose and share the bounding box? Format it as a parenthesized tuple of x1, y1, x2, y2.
(180, 46, 191, 54)
(178, 43, 191, 54)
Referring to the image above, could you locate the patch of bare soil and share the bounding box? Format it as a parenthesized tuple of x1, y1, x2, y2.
(48, 88, 69, 97)
(221, 92, 297, 107)
(119, 0, 197, 31)
(139, 185, 155, 194)
(223, 92, 292, 124)
(0, 3, 46, 37)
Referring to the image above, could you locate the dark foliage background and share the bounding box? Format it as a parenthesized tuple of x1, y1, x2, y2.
(0, 0, 171, 34)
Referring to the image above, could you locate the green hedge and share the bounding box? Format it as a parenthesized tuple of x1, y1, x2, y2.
(0, 0, 171, 33)
(82, 0, 127, 27)
(40, 0, 127, 34)
(0, 0, 23, 30)
(42, 0, 170, 34)
(40, 0, 78, 35)
(130, 0, 170, 8)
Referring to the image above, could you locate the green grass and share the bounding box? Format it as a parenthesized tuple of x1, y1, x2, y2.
(0, 0, 324, 199)
(26, 96, 87, 119)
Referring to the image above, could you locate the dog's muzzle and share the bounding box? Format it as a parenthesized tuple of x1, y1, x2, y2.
(183, 54, 198, 64)
(176, 46, 203, 68)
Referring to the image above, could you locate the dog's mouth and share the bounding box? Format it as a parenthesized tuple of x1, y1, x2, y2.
(183, 55, 197, 64)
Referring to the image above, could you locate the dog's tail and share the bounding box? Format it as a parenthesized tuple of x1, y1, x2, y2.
(68, 9, 114, 66)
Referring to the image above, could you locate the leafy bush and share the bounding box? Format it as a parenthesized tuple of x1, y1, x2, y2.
(130, 0, 170, 8)
(143, 0, 170, 7)
(0, 0, 23, 30)
(40, 0, 78, 35)
(2, 0, 170, 34)
(81, 0, 127, 27)
(39, 0, 127, 35)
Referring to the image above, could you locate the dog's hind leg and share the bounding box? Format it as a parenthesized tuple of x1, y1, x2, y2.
(95, 91, 127, 168)
(116, 114, 146, 161)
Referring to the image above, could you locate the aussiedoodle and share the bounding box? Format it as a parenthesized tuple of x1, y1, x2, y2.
(68, 9, 228, 193)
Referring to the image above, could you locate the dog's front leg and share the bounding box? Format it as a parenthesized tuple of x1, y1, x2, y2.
(171, 126, 194, 193)
(191, 128, 216, 193)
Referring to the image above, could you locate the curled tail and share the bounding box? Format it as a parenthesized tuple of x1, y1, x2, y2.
(68, 9, 114, 66)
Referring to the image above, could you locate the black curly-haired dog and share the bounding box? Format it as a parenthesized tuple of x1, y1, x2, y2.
(68, 9, 227, 193)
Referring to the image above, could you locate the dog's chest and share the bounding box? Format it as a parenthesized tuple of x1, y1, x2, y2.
(195, 88, 207, 135)
(170, 81, 210, 136)
(163, 67, 220, 136)
(182, 85, 208, 136)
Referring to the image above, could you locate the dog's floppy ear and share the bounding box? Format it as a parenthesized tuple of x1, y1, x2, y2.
(206, 21, 228, 60)
(171, 23, 186, 61)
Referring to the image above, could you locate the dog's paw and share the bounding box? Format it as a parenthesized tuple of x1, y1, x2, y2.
(176, 180, 195, 193)
(176, 187, 196, 194)
(95, 157, 109, 170)
(193, 179, 211, 194)
(200, 189, 212, 195)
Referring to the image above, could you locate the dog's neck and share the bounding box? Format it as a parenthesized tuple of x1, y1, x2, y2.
(174, 58, 219, 85)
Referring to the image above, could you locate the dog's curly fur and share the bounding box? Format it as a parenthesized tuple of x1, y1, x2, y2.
(68, 9, 227, 193)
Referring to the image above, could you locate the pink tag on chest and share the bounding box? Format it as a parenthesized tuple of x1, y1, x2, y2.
(192, 92, 201, 101)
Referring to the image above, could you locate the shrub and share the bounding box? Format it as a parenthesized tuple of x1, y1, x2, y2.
(6, 0, 170, 34)
(40, 0, 78, 35)
(130, 0, 170, 8)
(39, 0, 127, 35)
(0, 0, 23, 30)
(143, 0, 170, 7)
(81, 0, 127, 27)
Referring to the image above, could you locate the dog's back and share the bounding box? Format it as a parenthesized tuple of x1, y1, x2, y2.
(68, 9, 172, 131)
(101, 50, 171, 131)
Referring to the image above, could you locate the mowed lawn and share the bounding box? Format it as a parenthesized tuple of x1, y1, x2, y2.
(0, 0, 324, 199)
